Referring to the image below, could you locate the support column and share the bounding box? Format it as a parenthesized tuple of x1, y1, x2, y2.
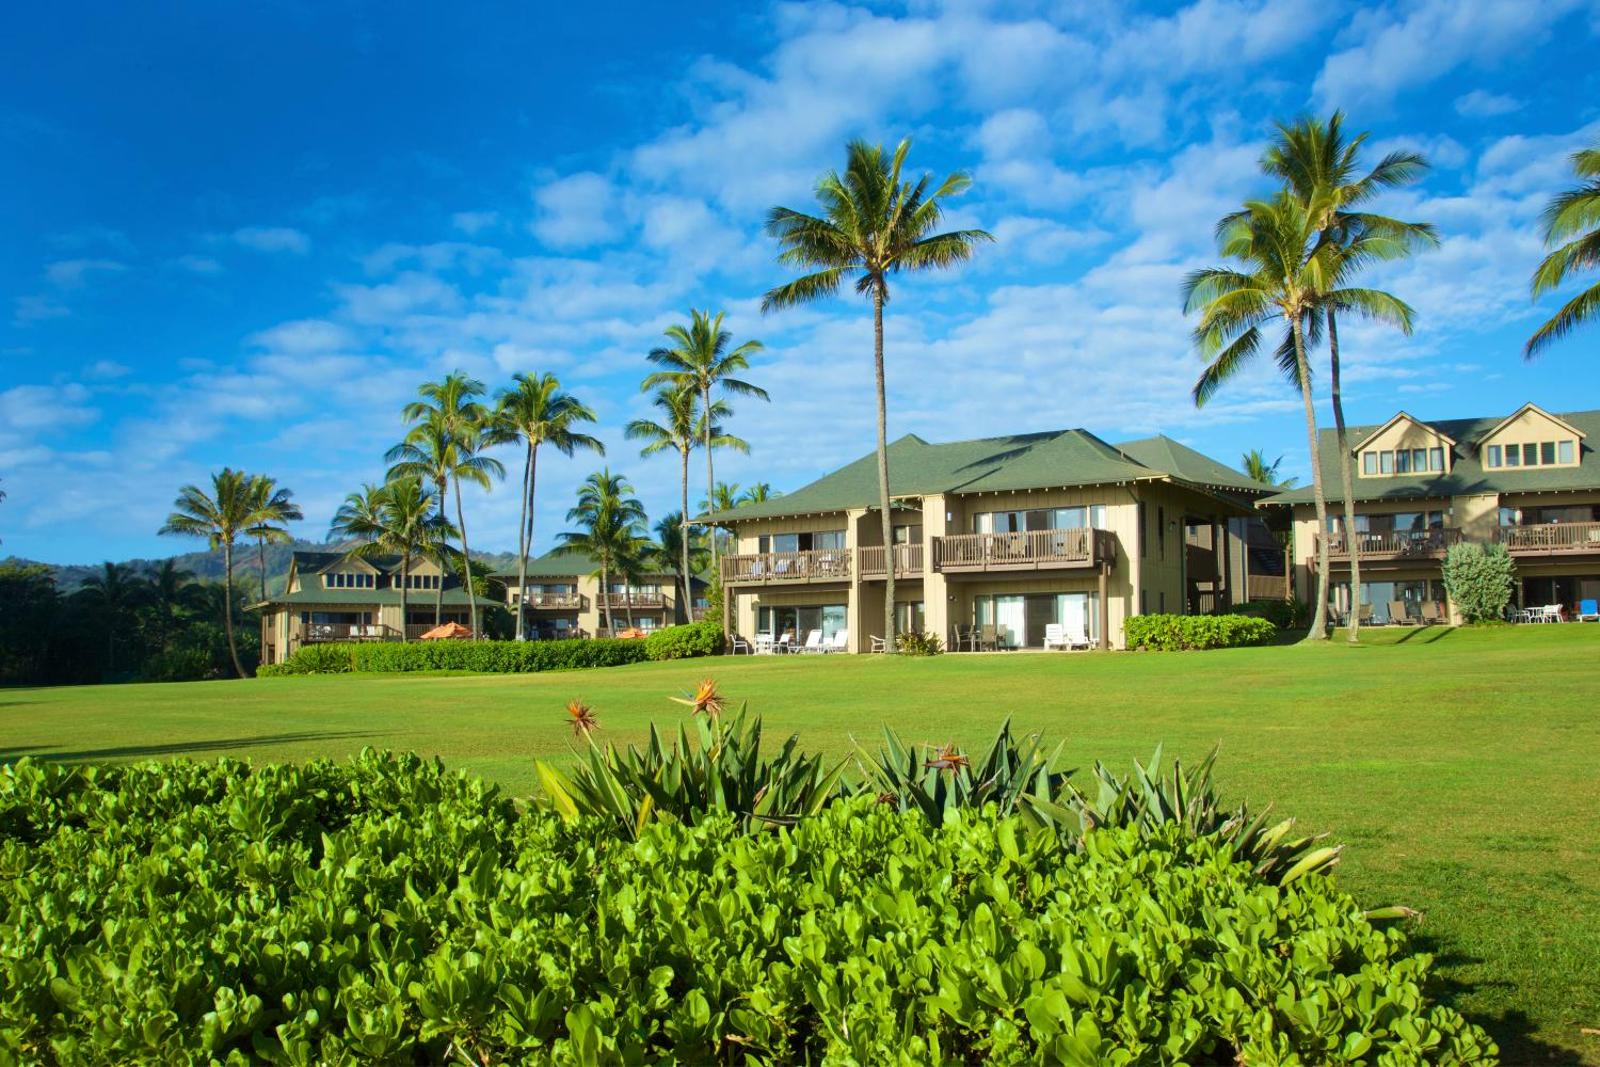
(721, 582, 731, 642)
(1098, 563, 1110, 650)
(923, 493, 951, 648)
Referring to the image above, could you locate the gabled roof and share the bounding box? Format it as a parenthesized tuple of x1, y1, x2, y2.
(490, 549, 693, 583)
(1350, 411, 1458, 453)
(1476, 402, 1586, 444)
(1259, 406, 1600, 507)
(697, 428, 1265, 524)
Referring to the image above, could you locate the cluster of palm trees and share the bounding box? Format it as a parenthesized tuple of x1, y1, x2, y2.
(158, 468, 302, 676)
(1186, 116, 1599, 643)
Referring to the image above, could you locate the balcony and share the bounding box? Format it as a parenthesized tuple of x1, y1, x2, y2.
(518, 592, 582, 610)
(858, 543, 924, 579)
(932, 527, 1116, 573)
(1315, 528, 1463, 562)
(720, 549, 852, 586)
(298, 622, 402, 644)
(598, 591, 666, 609)
(1498, 521, 1600, 556)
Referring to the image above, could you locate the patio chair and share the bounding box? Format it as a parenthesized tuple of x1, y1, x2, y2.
(1419, 602, 1442, 625)
(1388, 600, 1417, 626)
(729, 634, 752, 655)
(755, 632, 775, 654)
(1539, 603, 1566, 623)
(1358, 603, 1374, 624)
(1579, 599, 1600, 622)
(774, 632, 795, 654)
(1063, 616, 1092, 650)
(1043, 623, 1067, 651)
(869, 634, 887, 653)
(824, 629, 848, 653)
(800, 629, 825, 653)
(979, 624, 1000, 651)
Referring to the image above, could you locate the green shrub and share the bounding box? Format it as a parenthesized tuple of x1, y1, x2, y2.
(1237, 596, 1306, 630)
(1442, 541, 1517, 622)
(893, 630, 943, 655)
(0, 754, 1495, 1064)
(1124, 612, 1276, 650)
(259, 636, 650, 675)
(642, 621, 724, 661)
(138, 645, 215, 682)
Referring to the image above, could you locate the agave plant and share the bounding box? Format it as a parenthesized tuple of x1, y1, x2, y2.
(1024, 745, 1342, 885)
(853, 718, 1073, 828)
(535, 689, 849, 839)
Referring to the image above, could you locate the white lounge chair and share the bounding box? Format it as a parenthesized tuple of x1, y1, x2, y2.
(774, 632, 795, 654)
(1043, 623, 1068, 651)
(800, 629, 825, 653)
(824, 629, 848, 653)
(1062, 601, 1092, 649)
(755, 632, 775, 654)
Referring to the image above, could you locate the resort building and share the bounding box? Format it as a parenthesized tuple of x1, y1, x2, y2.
(256, 551, 500, 665)
(494, 550, 706, 639)
(699, 429, 1279, 651)
(1260, 403, 1600, 623)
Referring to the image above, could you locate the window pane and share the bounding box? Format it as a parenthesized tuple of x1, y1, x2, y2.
(1396, 450, 1410, 473)
(1523, 443, 1538, 466)
(1558, 440, 1575, 463)
(1505, 446, 1520, 467)
(1429, 447, 1444, 470)
(1363, 451, 1377, 475)
(1090, 505, 1106, 529)
(1412, 449, 1427, 471)
(1486, 445, 1501, 467)
(1541, 441, 1556, 465)
(1379, 451, 1394, 474)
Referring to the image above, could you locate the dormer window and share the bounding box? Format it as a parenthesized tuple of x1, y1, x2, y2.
(323, 572, 375, 589)
(1483, 437, 1577, 469)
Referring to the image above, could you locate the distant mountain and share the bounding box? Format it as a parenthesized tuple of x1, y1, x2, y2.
(6, 540, 528, 596)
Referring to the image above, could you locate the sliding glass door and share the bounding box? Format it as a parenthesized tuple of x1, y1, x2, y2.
(758, 604, 847, 642)
(972, 593, 1099, 648)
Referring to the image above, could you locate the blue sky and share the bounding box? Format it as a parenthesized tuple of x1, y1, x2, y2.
(4, 0, 1599, 564)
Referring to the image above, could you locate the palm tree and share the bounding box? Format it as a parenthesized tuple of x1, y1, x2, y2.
(642, 310, 767, 568)
(628, 382, 746, 605)
(763, 138, 992, 648)
(557, 469, 647, 636)
(698, 481, 744, 557)
(1258, 112, 1435, 641)
(244, 475, 302, 602)
(1241, 449, 1298, 489)
(387, 373, 503, 636)
(159, 467, 257, 677)
(330, 478, 454, 641)
(493, 373, 604, 640)
(741, 483, 778, 504)
(146, 559, 195, 651)
(75, 562, 148, 673)
(1528, 143, 1600, 357)
(651, 511, 707, 623)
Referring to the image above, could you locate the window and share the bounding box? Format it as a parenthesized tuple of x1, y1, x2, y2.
(891, 524, 922, 545)
(1138, 503, 1147, 558)
(323, 572, 375, 589)
(1498, 507, 1521, 528)
(1523, 443, 1538, 466)
(1504, 446, 1520, 467)
(895, 601, 926, 635)
(1558, 440, 1575, 464)
(1157, 507, 1165, 559)
(1363, 451, 1378, 475)
(1379, 451, 1394, 474)
(1412, 448, 1427, 471)
(1541, 441, 1556, 465)
(759, 530, 846, 552)
(1486, 445, 1502, 467)
(1429, 447, 1444, 471)
(1396, 450, 1411, 474)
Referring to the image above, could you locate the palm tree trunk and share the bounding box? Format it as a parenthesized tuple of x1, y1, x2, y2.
(1328, 308, 1361, 643)
(434, 484, 447, 626)
(400, 549, 411, 642)
(601, 563, 615, 636)
(874, 284, 896, 651)
(515, 442, 532, 641)
(257, 536, 268, 602)
(703, 382, 717, 565)
(680, 447, 692, 624)
(454, 476, 479, 639)
(222, 541, 247, 677)
(525, 443, 541, 639)
(1291, 319, 1331, 642)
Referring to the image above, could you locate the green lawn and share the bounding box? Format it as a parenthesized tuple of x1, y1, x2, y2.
(4, 625, 1599, 1062)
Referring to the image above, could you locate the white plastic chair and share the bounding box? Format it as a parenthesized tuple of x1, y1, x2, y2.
(730, 634, 752, 655)
(800, 629, 825, 653)
(1063, 601, 1092, 649)
(1043, 623, 1067, 651)
(774, 632, 795, 654)
(825, 628, 848, 653)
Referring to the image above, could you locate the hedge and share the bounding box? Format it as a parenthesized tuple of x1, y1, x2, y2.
(258, 623, 724, 676)
(0, 753, 1495, 1064)
(1124, 612, 1277, 651)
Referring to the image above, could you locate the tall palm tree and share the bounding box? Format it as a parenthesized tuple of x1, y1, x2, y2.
(159, 467, 257, 677)
(146, 559, 195, 652)
(1258, 112, 1435, 641)
(330, 478, 454, 641)
(698, 481, 744, 557)
(627, 382, 746, 604)
(651, 510, 707, 623)
(387, 373, 503, 636)
(75, 562, 148, 673)
(1241, 449, 1297, 489)
(763, 138, 992, 647)
(1528, 142, 1600, 357)
(642, 310, 767, 568)
(493, 372, 604, 640)
(244, 475, 302, 602)
(556, 469, 647, 636)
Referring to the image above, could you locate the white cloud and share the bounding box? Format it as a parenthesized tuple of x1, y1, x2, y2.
(530, 172, 624, 248)
(1454, 89, 1522, 117)
(174, 253, 223, 274)
(231, 226, 312, 254)
(45, 258, 127, 288)
(12, 295, 69, 324)
(83, 359, 131, 381)
(451, 210, 500, 235)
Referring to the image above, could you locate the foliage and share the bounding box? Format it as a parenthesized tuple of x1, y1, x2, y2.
(1527, 142, 1600, 357)
(0, 753, 1495, 1064)
(1238, 596, 1307, 630)
(1124, 613, 1276, 650)
(535, 699, 847, 837)
(854, 718, 1068, 828)
(257, 636, 652, 676)
(1442, 542, 1517, 622)
(894, 629, 943, 655)
(642, 621, 724, 661)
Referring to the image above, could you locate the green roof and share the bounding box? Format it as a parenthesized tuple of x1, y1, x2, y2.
(259, 587, 499, 608)
(489, 550, 698, 584)
(697, 430, 1266, 523)
(1258, 407, 1600, 507)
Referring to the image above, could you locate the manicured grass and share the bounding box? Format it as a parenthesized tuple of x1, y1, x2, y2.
(4, 625, 1599, 1061)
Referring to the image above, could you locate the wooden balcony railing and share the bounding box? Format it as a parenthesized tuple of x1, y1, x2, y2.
(518, 592, 582, 609)
(720, 549, 853, 585)
(598, 591, 665, 609)
(1498, 521, 1600, 554)
(932, 527, 1115, 573)
(858, 543, 924, 578)
(1315, 528, 1462, 561)
(298, 622, 402, 644)
(1245, 573, 1290, 601)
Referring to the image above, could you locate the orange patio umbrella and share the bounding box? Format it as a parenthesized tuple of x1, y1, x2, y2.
(419, 621, 472, 640)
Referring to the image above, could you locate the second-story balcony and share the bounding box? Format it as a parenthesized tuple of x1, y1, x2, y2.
(1498, 520, 1600, 555)
(858, 543, 924, 579)
(518, 592, 582, 610)
(721, 548, 852, 585)
(1314, 528, 1463, 562)
(599, 591, 666, 609)
(933, 527, 1116, 573)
